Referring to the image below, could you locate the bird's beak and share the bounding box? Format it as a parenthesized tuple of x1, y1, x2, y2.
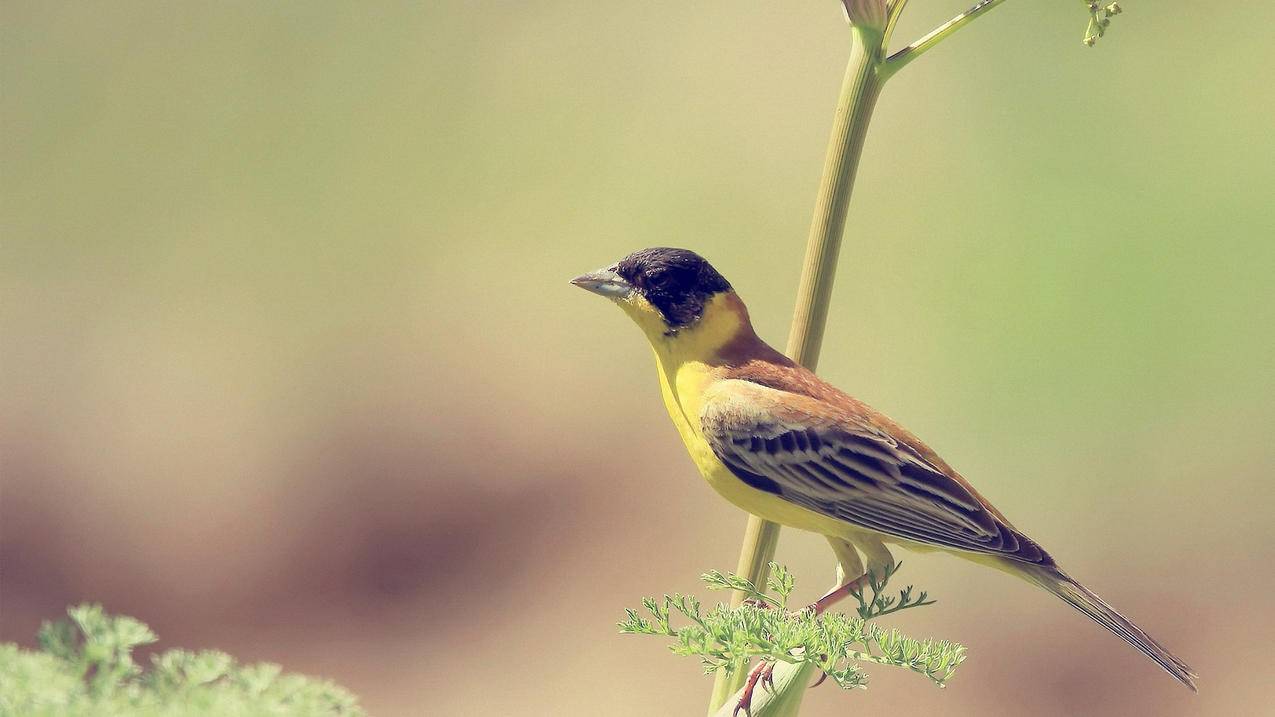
(570, 267, 633, 299)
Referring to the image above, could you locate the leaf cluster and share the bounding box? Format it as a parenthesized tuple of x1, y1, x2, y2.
(1083, 1, 1123, 46)
(0, 604, 362, 717)
(618, 563, 965, 692)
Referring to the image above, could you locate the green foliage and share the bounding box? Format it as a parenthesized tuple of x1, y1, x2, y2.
(619, 563, 965, 692)
(848, 561, 936, 620)
(0, 605, 363, 717)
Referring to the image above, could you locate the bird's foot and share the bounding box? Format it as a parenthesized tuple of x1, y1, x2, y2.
(733, 661, 777, 717)
(810, 669, 828, 689)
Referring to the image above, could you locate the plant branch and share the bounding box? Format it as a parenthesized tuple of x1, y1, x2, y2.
(883, 0, 1009, 78)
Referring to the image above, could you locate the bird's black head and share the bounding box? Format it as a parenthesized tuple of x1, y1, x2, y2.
(572, 247, 733, 330)
(616, 248, 733, 328)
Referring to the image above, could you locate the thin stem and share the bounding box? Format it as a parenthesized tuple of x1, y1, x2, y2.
(882, 0, 910, 48)
(870, 598, 937, 619)
(882, 0, 1008, 78)
(705, 569, 783, 608)
(707, 23, 885, 715)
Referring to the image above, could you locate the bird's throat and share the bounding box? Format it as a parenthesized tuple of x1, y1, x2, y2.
(646, 293, 750, 364)
(638, 292, 756, 443)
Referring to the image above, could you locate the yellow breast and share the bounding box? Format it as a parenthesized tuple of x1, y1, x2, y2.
(654, 355, 865, 538)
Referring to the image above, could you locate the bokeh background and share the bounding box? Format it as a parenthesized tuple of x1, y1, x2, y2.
(3, 2, 1273, 715)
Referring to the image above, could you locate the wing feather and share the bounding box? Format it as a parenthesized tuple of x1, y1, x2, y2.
(701, 379, 1052, 565)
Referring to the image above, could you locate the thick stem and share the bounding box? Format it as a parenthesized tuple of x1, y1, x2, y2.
(706, 24, 885, 715)
(784, 27, 883, 369)
(710, 661, 817, 717)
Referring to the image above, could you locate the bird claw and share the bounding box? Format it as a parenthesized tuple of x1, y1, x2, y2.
(810, 670, 829, 689)
(732, 662, 776, 717)
(761, 664, 776, 693)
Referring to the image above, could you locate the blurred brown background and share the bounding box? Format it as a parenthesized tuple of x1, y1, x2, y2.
(3, 2, 1273, 715)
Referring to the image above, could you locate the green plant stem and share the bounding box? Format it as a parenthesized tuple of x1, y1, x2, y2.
(707, 23, 885, 715)
(785, 28, 884, 370)
(883, 0, 1010, 78)
(707, 517, 781, 710)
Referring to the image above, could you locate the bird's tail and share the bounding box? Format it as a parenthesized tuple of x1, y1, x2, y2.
(1024, 565, 1198, 691)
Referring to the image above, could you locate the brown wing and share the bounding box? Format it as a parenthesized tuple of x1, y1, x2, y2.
(700, 378, 1052, 565)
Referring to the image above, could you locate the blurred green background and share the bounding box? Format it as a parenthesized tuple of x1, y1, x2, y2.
(3, 2, 1272, 715)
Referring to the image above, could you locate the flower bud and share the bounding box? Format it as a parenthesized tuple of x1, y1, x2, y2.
(840, 0, 887, 32)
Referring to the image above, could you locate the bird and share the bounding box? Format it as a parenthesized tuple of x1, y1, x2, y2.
(572, 247, 1197, 707)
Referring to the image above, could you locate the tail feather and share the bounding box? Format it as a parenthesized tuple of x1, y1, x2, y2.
(1028, 566, 1198, 691)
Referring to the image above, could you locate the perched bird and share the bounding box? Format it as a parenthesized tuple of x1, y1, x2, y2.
(573, 247, 1197, 700)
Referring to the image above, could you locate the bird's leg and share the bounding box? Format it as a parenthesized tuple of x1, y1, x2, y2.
(811, 536, 895, 615)
(732, 660, 777, 717)
(801, 537, 895, 691)
(816, 536, 869, 614)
